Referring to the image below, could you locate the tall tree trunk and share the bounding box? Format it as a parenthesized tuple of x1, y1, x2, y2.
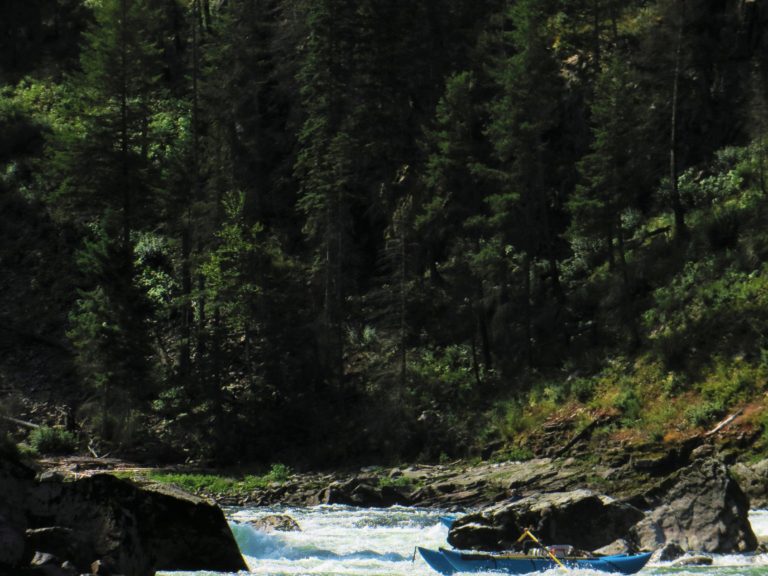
(180, 0, 201, 385)
(593, 0, 601, 74)
(179, 223, 192, 380)
(522, 252, 533, 368)
(476, 282, 493, 370)
(120, 0, 131, 254)
(399, 223, 407, 393)
(616, 215, 640, 348)
(670, 0, 688, 242)
(334, 188, 344, 388)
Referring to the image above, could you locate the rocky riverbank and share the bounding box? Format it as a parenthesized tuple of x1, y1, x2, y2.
(22, 437, 768, 565)
(237, 443, 762, 557)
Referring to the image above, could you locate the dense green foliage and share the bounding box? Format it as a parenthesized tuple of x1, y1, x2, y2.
(3, 0, 768, 465)
(29, 426, 77, 455)
(135, 463, 294, 495)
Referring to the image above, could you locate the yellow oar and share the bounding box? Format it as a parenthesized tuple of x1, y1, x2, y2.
(518, 529, 568, 570)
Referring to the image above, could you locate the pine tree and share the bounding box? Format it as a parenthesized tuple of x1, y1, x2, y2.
(570, 55, 642, 271)
(569, 54, 644, 346)
(64, 0, 165, 442)
(419, 70, 493, 375)
(294, 0, 359, 388)
(482, 0, 566, 366)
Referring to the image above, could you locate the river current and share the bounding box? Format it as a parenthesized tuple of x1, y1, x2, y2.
(160, 507, 768, 576)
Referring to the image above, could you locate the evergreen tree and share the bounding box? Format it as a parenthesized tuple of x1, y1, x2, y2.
(294, 0, 359, 388)
(569, 54, 644, 346)
(64, 0, 165, 442)
(482, 0, 566, 366)
(419, 70, 493, 374)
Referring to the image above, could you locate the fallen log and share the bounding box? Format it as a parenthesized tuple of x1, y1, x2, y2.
(705, 410, 742, 437)
(1, 415, 40, 429)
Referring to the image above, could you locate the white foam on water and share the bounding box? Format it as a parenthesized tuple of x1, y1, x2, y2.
(226, 505, 450, 575)
(748, 509, 768, 538)
(162, 506, 768, 576)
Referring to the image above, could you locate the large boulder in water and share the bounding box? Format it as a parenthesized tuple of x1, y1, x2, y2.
(26, 473, 248, 575)
(0, 452, 246, 576)
(448, 489, 644, 552)
(731, 459, 768, 508)
(631, 458, 757, 553)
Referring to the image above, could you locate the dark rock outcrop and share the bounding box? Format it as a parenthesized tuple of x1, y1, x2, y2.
(0, 513, 25, 567)
(630, 458, 757, 553)
(0, 455, 247, 576)
(315, 478, 411, 507)
(448, 489, 645, 552)
(250, 514, 301, 532)
(652, 542, 685, 562)
(27, 473, 248, 575)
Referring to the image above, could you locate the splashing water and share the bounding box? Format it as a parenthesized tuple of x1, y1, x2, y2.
(160, 507, 768, 576)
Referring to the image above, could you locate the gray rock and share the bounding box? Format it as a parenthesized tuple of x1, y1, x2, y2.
(314, 478, 411, 508)
(250, 515, 301, 532)
(27, 552, 71, 576)
(731, 460, 768, 508)
(317, 480, 358, 506)
(31, 551, 60, 566)
(351, 483, 385, 506)
(631, 458, 756, 553)
(448, 489, 644, 552)
(651, 542, 685, 562)
(25, 526, 89, 567)
(593, 539, 634, 555)
(672, 555, 713, 566)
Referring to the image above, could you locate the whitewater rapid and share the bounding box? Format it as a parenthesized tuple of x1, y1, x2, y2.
(161, 506, 768, 576)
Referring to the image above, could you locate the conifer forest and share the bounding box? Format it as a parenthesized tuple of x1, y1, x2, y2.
(4, 0, 768, 466)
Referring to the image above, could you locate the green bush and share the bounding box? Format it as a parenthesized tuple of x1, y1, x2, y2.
(263, 463, 292, 483)
(614, 388, 641, 425)
(29, 427, 77, 455)
(378, 475, 413, 490)
(567, 377, 596, 402)
(148, 465, 293, 496)
(148, 473, 237, 493)
(685, 401, 723, 428)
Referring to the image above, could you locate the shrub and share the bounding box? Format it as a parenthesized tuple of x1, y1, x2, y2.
(29, 427, 77, 455)
(148, 473, 237, 494)
(263, 463, 292, 483)
(567, 377, 596, 402)
(492, 445, 534, 462)
(685, 401, 723, 428)
(378, 475, 413, 490)
(614, 388, 641, 425)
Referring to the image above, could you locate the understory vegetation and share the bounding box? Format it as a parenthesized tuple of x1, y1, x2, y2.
(127, 463, 295, 496)
(3, 0, 768, 466)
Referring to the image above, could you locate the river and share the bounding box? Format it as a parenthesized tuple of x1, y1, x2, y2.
(161, 507, 768, 576)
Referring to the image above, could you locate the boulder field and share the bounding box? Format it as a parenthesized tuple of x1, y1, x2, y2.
(446, 458, 757, 555)
(8, 440, 763, 569)
(0, 454, 246, 576)
(239, 446, 760, 556)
